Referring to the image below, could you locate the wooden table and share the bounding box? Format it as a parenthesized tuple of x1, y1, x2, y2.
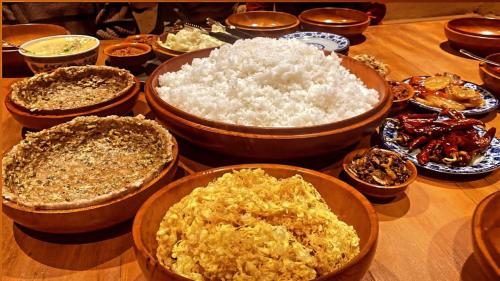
(1, 19, 499, 281)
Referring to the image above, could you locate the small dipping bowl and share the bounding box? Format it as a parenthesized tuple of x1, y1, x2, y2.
(343, 148, 418, 199)
(226, 11, 300, 37)
(281, 31, 350, 54)
(388, 80, 416, 113)
(299, 8, 370, 38)
(104, 42, 152, 72)
(19, 34, 99, 74)
(479, 52, 500, 96)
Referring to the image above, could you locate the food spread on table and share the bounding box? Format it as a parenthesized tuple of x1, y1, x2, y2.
(22, 36, 98, 56)
(156, 169, 360, 281)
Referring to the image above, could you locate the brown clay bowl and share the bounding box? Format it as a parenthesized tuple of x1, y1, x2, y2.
(125, 34, 159, 46)
(448, 17, 500, 38)
(133, 164, 379, 281)
(472, 191, 500, 279)
(104, 42, 152, 71)
(299, 8, 370, 37)
(5, 78, 141, 130)
(479, 53, 500, 96)
(445, 18, 500, 55)
(343, 148, 418, 199)
(2, 24, 70, 77)
(3, 138, 179, 234)
(388, 80, 416, 113)
(145, 48, 392, 160)
(226, 11, 300, 37)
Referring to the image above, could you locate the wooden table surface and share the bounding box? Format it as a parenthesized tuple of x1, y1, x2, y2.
(1, 19, 499, 281)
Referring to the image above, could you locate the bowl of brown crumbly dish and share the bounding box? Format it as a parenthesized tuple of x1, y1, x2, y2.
(104, 42, 152, 71)
(5, 65, 140, 130)
(388, 80, 415, 113)
(343, 147, 417, 199)
(2, 115, 178, 233)
(133, 165, 378, 281)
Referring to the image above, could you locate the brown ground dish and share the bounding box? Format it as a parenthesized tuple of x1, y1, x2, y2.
(2, 115, 174, 210)
(10, 65, 135, 112)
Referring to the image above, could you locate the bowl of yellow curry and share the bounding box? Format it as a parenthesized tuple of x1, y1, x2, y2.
(19, 35, 100, 73)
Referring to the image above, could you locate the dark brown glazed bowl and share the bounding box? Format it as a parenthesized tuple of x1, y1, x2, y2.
(104, 42, 152, 71)
(445, 18, 500, 55)
(479, 53, 500, 96)
(299, 8, 370, 37)
(343, 148, 418, 199)
(133, 164, 378, 281)
(226, 11, 300, 37)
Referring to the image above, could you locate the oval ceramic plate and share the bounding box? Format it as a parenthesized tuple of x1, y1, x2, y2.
(281, 31, 349, 53)
(403, 76, 498, 116)
(380, 119, 500, 175)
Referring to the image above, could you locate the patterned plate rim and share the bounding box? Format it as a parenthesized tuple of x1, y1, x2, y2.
(380, 119, 500, 175)
(402, 76, 498, 116)
(281, 32, 350, 52)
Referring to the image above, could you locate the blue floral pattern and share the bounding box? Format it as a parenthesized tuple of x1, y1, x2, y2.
(281, 32, 350, 53)
(403, 76, 498, 116)
(380, 119, 500, 175)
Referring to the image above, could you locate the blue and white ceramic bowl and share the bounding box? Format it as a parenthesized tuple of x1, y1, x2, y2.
(403, 76, 498, 116)
(281, 31, 350, 54)
(380, 118, 500, 175)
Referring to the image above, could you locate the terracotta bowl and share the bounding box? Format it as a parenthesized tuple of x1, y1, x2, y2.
(133, 164, 379, 281)
(125, 34, 159, 46)
(5, 78, 141, 130)
(388, 80, 416, 113)
(479, 53, 500, 96)
(152, 31, 186, 61)
(19, 35, 100, 74)
(472, 191, 500, 279)
(104, 42, 152, 71)
(299, 8, 370, 37)
(445, 18, 500, 55)
(146, 48, 392, 160)
(342, 148, 418, 199)
(3, 138, 179, 234)
(2, 24, 70, 77)
(226, 11, 300, 37)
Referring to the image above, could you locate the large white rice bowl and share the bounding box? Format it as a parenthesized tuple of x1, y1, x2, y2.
(157, 38, 379, 128)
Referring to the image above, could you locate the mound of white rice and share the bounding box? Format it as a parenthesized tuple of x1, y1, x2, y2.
(157, 38, 379, 127)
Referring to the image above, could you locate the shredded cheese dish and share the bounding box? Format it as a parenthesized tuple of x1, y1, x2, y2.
(158, 27, 225, 52)
(156, 169, 360, 281)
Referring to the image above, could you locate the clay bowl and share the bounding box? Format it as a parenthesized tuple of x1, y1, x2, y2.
(342, 148, 417, 199)
(388, 80, 416, 113)
(472, 191, 500, 279)
(479, 53, 500, 96)
(445, 18, 500, 55)
(5, 77, 141, 130)
(299, 8, 370, 38)
(226, 11, 300, 37)
(3, 138, 179, 234)
(104, 42, 152, 72)
(2, 24, 70, 77)
(19, 35, 100, 74)
(133, 164, 378, 281)
(146, 48, 392, 160)
(152, 32, 186, 61)
(125, 34, 159, 46)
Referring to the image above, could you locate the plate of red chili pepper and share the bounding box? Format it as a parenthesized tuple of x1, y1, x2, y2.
(380, 109, 500, 174)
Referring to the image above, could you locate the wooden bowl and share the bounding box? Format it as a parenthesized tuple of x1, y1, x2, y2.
(342, 148, 418, 199)
(226, 11, 300, 37)
(2, 24, 70, 77)
(299, 8, 370, 37)
(448, 17, 500, 38)
(388, 80, 416, 113)
(133, 164, 378, 281)
(146, 48, 392, 160)
(445, 18, 500, 55)
(3, 138, 179, 234)
(472, 191, 500, 279)
(479, 53, 500, 96)
(104, 42, 152, 71)
(5, 78, 141, 130)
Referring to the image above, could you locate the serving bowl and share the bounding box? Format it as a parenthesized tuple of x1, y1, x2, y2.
(226, 11, 300, 37)
(299, 8, 370, 38)
(19, 35, 100, 74)
(152, 31, 186, 61)
(5, 77, 141, 130)
(479, 52, 500, 96)
(388, 80, 415, 113)
(342, 148, 418, 199)
(445, 18, 500, 55)
(133, 164, 378, 281)
(2, 24, 70, 77)
(3, 137, 179, 234)
(104, 42, 152, 71)
(146, 48, 392, 160)
(472, 191, 500, 279)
